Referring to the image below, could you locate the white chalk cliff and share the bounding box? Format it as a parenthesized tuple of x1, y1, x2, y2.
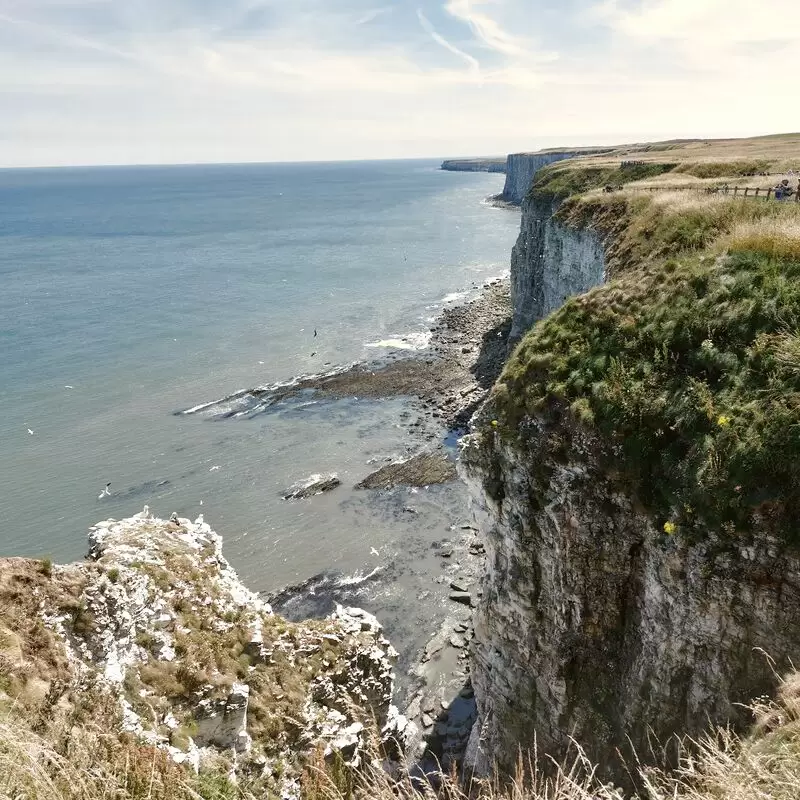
(0, 509, 411, 796)
(458, 170, 800, 783)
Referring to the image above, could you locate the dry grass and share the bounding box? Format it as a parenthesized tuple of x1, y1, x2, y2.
(725, 218, 800, 262)
(564, 188, 800, 273)
(566, 133, 800, 172)
(645, 190, 734, 213)
(640, 673, 800, 800)
(0, 715, 212, 800)
(6, 671, 800, 800)
(0, 558, 92, 725)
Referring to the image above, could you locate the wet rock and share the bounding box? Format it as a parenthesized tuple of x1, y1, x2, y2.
(355, 451, 456, 489)
(449, 579, 470, 593)
(449, 592, 473, 606)
(282, 473, 341, 500)
(449, 634, 466, 649)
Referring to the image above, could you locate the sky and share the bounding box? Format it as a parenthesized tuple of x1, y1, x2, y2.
(0, 0, 797, 167)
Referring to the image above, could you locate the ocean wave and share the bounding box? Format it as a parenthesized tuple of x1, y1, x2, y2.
(266, 565, 386, 620)
(364, 331, 432, 351)
(177, 362, 358, 419)
(439, 289, 471, 305)
(335, 565, 384, 587)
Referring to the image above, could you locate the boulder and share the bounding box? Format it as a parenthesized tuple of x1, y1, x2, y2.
(194, 683, 252, 753)
(282, 473, 341, 500)
(449, 592, 473, 606)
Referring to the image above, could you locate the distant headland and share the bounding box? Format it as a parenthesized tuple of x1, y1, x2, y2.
(440, 157, 506, 173)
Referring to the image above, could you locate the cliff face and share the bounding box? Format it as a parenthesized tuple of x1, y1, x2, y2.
(500, 153, 581, 204)
(459, 169, 800, 782)
(509, 194, 605, 342)
(460, 418, 800, 778)
(0, 509, 410, 796)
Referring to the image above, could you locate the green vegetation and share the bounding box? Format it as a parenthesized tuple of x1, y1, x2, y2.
(492, 174, 800, 538)
(530, 162, 677, 200)
(672, 160, 772, 179)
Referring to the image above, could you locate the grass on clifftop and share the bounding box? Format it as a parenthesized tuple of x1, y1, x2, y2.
(492, 177, 800, 538)
(530, 162, 677, 201)
(5, 671, 800, 799)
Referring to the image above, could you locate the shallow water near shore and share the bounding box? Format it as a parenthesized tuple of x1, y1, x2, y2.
(0, 159, 518, 689)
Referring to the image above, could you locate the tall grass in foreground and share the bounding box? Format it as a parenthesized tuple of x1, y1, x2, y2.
(0, 720, 205, 800)
(4, 675, 800, 799)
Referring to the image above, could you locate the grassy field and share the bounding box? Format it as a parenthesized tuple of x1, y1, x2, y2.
(562, 133, 800, 170)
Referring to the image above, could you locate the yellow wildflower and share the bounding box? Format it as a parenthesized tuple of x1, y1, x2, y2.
(663, 521, 676, 534)
(717, 414, 731, 427)
(491, 420, 499, 427)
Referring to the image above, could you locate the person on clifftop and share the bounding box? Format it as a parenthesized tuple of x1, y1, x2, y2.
(775, 179, 792, 200)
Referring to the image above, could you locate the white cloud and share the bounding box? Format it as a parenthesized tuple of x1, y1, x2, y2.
(1, 0, 798, 167)
(0, 11, 137, 64)
(416, 8, 480, 75)
(594, 0, 800, 52)
(445, 0, 524, 57)
(355, 7, 392, 25)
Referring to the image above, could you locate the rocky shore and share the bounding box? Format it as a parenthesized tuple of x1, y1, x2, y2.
(341, 279, 511, 767)
(265, 278, 513, 768)
(275, 278, 510, 428)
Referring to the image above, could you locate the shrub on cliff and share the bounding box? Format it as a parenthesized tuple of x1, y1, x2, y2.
(530, 162, 677, 201)
(493, 194, 800, 538)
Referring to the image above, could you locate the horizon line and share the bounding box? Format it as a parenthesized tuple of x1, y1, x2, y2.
(0, 154, 511, 172)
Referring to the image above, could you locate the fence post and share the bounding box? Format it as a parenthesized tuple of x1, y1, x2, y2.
(767, 188, 773, 200)
(755, 188, 760, 197)
(744, 187, 749, 196)
(734, 187, 739, 196)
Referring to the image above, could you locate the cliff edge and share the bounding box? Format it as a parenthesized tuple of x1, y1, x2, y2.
(460, 137, 800, 781)
(0, 508, 411, 798)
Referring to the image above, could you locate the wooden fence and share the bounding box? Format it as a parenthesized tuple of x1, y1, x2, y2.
(618, 184, 800, 201)
(709, 184, 800, 201)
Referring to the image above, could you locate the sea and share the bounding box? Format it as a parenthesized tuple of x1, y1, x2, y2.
(0, 159, 519, 682)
